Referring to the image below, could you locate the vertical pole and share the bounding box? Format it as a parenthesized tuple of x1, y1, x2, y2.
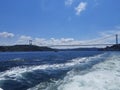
(29, 40, 32, 45)
(116, 34, 118, 45)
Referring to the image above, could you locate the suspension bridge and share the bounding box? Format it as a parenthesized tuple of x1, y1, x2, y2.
(29, 34, 119, 48)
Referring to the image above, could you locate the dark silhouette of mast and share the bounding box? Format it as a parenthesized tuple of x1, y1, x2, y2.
(116, 34, 118, 44)
(29, 40, 32, 45)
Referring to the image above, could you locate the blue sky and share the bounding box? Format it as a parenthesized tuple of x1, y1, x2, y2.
(0, 0, 120, 46)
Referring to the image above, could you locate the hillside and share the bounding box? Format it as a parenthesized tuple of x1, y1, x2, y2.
(102, 44, 120, 51)
(0, 45, 56, 52)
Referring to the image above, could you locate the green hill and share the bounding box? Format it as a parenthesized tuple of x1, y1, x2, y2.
(0, 45, 56, 52)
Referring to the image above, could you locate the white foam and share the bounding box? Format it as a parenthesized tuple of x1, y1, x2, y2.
(0, 52, 108, 90)
(0, 56, 92, 81)
(52, 52, 120, 90)
(28, 53, 108, 90)
(0, 88, 3, 90)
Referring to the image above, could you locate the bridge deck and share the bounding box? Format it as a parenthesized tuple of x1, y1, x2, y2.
(49, 44, 114, 47)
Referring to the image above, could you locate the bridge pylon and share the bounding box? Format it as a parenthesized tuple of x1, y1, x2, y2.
(116, 34, 118, 44)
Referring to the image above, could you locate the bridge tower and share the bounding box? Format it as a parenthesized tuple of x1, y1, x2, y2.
(116, 34, 118, 44)
(29, 40, 32, 45)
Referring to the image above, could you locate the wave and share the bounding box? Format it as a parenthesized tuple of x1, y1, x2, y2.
(0, 58, 84, 81)
(27, 53, 109, 90)
(28, 52, 120, 90)
(0, 52, 109, 90)
(0, 88, 3, 90)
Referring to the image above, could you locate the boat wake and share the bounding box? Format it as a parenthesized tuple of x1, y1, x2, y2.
(0, 52, 120, 90)
(28, 52, 120, 90)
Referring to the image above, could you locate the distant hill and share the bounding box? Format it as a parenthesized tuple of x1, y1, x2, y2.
(102, 44, 120, 51)
(0, 44, 120, 52)
(0, 45, 56, 52)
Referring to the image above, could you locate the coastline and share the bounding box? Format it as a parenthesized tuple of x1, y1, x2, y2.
(0, 44, 120, 52)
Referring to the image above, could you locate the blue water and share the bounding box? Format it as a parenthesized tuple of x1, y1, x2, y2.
(0, 51, 120, 90)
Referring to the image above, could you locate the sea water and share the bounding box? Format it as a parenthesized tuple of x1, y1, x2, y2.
(0, 51, 120, 90)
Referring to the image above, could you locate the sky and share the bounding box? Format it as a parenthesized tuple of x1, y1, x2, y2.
(0, 0, 120, 46)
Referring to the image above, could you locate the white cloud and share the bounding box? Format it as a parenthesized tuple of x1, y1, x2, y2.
(75, 2, 87, 15)
(0, 32, 14, 38)
(33, 37, 82, 48)
(19, 35, 32, 40)
(34, 38, 47, 46)
(50, 38, 76, 45)
(16, 35, 32, 44)
(34, 38, 78, 46)
(65, 0, 74, 6)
